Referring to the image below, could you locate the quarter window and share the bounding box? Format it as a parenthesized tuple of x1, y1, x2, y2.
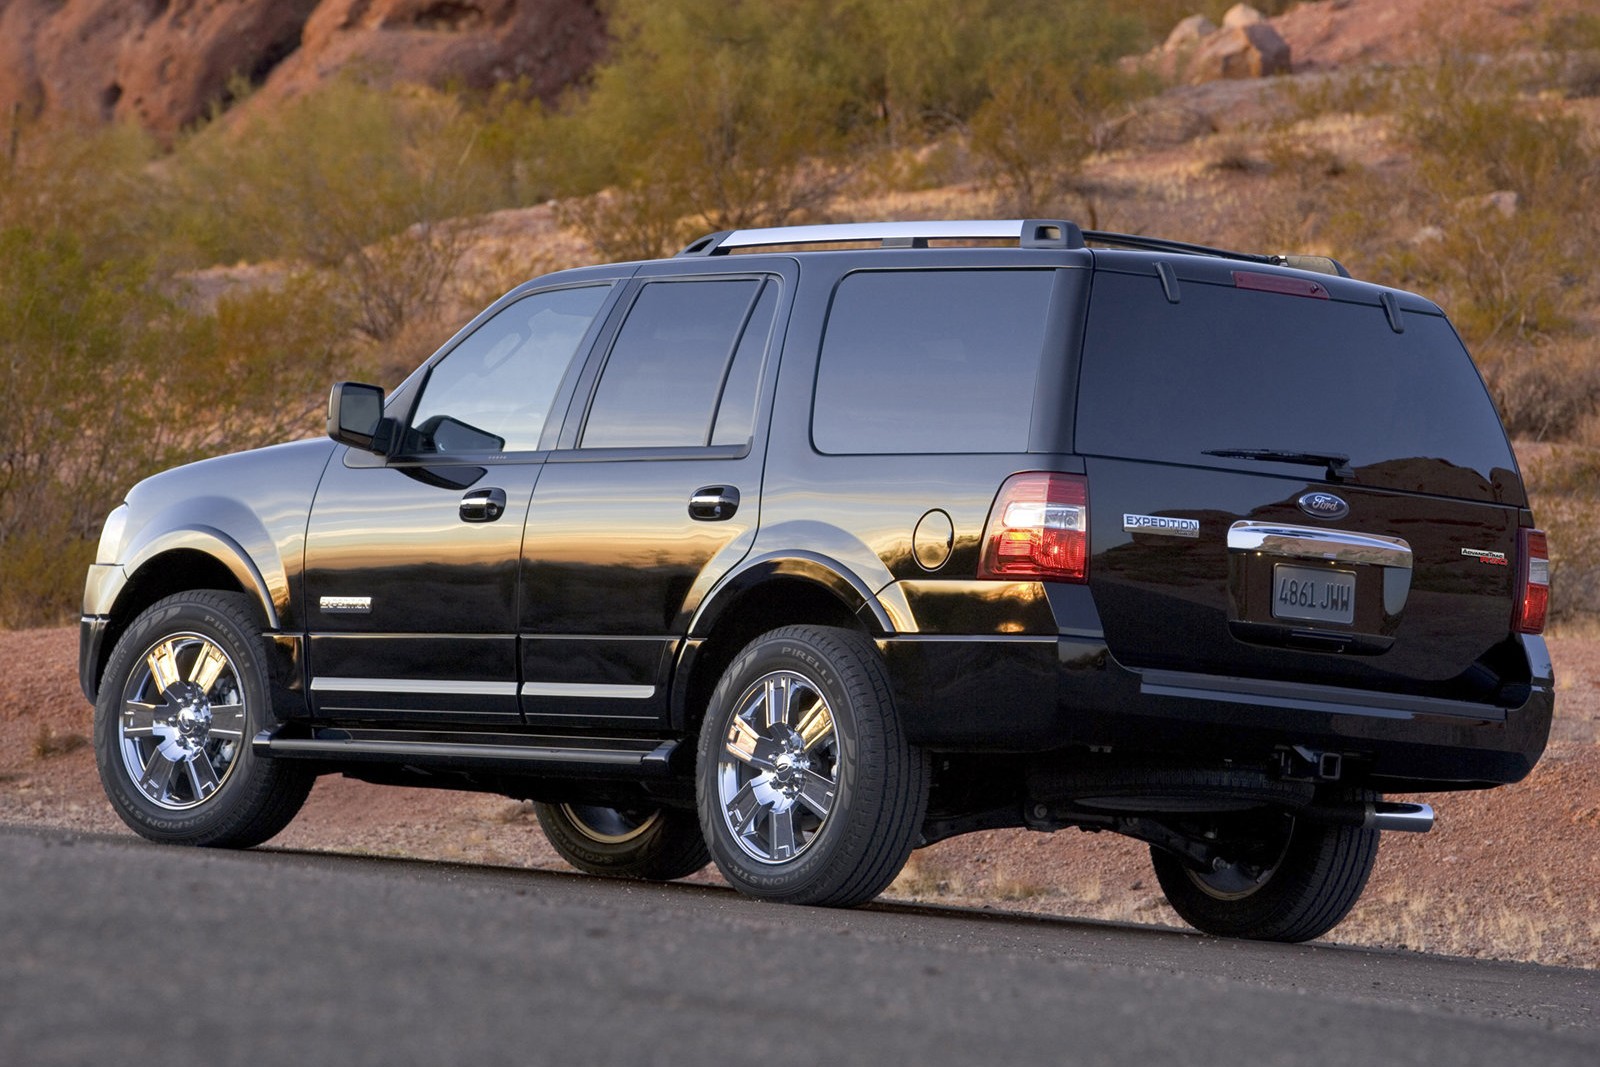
(811, 270, 1055, 454)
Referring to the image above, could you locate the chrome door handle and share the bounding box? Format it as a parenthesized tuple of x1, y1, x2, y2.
(689, 486, 740, 521)
(460, 487, 507, 523)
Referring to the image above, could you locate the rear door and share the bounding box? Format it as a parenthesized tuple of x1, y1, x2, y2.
(1074, 256, 1527, 702)
(516, 258, 794, 729)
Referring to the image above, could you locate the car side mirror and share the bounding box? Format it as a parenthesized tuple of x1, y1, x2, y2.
(327, 381, 392, 453)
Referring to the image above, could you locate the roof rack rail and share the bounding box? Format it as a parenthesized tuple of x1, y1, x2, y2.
(1082, 230, 1350, 278)
(676, 219, 1085, 256)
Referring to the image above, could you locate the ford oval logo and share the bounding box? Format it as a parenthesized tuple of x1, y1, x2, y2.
(1298, 491, 1349, 521)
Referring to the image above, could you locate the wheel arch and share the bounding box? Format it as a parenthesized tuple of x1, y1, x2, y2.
(92, 536, 276, 701)
(670, 556, 895, 736)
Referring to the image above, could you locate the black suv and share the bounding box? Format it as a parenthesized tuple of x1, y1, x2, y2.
(81, 219, 1553, 942)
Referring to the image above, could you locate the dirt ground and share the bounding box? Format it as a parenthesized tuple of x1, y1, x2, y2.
(4, 625, 1595, 968)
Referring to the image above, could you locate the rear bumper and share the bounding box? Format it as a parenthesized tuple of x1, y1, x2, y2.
(882, 631, 1553, 790)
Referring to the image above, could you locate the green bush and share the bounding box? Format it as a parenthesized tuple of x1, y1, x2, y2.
(546, 0, 864, 258)
(0, 224, 187, 625)
(538, 0, 1156, 255)
(0, 113, 371, 625)
(169, 79, 502, 339)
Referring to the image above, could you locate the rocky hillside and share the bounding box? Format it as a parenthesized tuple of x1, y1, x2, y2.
(0, 0, 604, 140)
(3, 0, 1590, 142)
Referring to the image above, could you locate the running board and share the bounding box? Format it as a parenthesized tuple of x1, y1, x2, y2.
(252, 727, 678, 777)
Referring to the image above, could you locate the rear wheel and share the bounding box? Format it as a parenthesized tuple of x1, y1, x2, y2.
(534, 802, 709, 881)
(93, 591, 313, 848)
(1149, 794, 1379, 943)
(696, 625, 929, 907)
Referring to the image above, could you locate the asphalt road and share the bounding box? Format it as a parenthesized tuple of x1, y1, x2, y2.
(2, 825, 1597, 1067)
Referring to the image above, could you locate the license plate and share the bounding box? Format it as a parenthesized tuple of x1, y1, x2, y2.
(1272, 564, 1355, 625)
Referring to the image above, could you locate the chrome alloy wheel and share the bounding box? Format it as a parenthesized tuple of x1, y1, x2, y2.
(1184, 822, 1294, 901)
(716, 670, 839, 864)
(559, 804, 663, 845)
(116, 633, 248, 810)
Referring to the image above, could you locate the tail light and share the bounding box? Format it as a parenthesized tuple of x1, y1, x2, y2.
(1514, 528, 1550, 634)
(979, 472, 1088, 582)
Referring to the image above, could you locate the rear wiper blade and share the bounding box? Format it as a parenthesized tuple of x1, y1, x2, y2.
(1203, 448, 1354, 482)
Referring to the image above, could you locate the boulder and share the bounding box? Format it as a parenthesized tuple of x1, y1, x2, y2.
(1189, 22, 1293, 82)
(1222, 4, 1267, 29)
(1163, 15, 1217, 52)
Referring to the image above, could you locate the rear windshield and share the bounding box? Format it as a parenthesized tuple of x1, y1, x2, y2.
(1075, 271, 1521, 502)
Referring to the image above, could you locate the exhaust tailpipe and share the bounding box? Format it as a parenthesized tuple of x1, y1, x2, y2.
(1300, 800, 1435, 833)
(1364, 801, 1434, 833)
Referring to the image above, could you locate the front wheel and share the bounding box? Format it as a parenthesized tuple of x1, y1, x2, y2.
(696, 625, 929, 907)
(93, 591, 313, 848)
(534, 802, 709, 881)
(1149, 795, 1380, 943)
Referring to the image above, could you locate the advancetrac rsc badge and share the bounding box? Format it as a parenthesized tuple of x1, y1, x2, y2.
(1123, 514, 1200, 538)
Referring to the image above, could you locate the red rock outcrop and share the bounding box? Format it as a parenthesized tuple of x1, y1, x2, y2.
(253, 0, 604, 113)
(0, 0, 604, 141)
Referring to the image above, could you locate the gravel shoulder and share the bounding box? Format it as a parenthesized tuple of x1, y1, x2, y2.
(4, 625, 1596, 967)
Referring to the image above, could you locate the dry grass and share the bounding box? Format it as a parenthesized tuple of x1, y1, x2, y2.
(1342, 879, 1600, 967)
(889, 852, 968, 900)
(30, 724, 87, 760)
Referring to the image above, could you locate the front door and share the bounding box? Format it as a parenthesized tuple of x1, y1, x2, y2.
(302, 282, 618, 722)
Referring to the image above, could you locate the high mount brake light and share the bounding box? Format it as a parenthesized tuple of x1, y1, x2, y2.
(979, 473, 1088, 582)
(1514, 528, 1550, 635)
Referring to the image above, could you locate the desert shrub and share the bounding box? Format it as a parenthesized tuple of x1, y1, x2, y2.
(0, 110, 373, 625)
(1277, 51, 1596, 354)
(1477, 341, 1600, 443)
(1542, 11, 1600, 97)
(961, 1, 1150, 217)
(541, 0, 1158, 255)
(547, 0, 864, 259)
(177, 273, 368, 449)
(1400, 63, 1589, 211)
(0, 225, 192, 625)
(0, 118, 166, 266)
(169, 79, 500, 339)
(1521, 448, 1600, 624)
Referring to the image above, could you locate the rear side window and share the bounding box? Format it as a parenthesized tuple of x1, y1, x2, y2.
(1075, 272, 1519, 499)
(581, 278, 767, 449)
(812, 270, 1055, 454)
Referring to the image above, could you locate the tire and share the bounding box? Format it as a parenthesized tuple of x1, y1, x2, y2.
(93, 590, 314, 848)
(534, 802, 710, 881)
(1149, 792, 1380, 943)
(695, 625, 930, 907)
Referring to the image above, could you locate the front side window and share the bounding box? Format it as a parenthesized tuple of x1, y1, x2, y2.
(580, 278, 769, 449)
(406, 285, 609, 454)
